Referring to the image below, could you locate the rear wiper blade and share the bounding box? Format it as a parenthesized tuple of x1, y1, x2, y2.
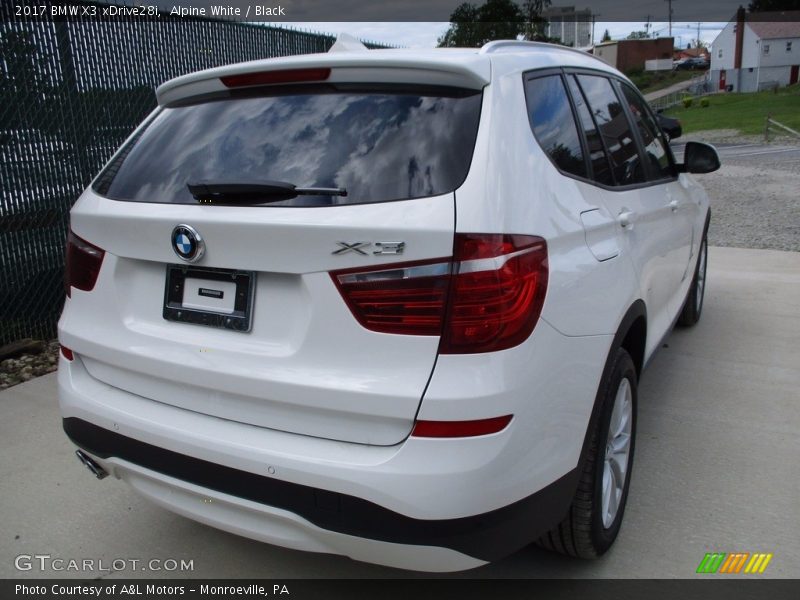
(187, 181, 347, 204)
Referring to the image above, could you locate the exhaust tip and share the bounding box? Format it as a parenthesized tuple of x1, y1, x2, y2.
(75, 449, 108, 480)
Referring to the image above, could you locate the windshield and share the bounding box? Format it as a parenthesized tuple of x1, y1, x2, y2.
(93, 85, 483, 207)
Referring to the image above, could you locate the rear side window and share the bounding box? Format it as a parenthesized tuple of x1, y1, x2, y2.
(524, 74, 586, 179)
(93, 86, 482, 207)
(576, 75, 646, 186)
(618, 82, 675, 180)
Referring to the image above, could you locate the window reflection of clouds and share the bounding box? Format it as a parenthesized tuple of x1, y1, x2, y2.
(104, 91, 481, 206)
(527, 75, 585, 178)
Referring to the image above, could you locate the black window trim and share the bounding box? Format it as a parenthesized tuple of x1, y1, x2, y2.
(522, 66, 680, 193)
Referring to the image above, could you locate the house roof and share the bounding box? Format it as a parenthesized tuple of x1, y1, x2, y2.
(677, 47, 710, 57)
(746, 13, 800, 40)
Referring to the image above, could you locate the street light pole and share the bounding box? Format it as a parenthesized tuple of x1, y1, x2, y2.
(666, 0, 674, 36)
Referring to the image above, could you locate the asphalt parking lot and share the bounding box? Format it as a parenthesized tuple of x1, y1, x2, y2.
(1, 247, 798, 580)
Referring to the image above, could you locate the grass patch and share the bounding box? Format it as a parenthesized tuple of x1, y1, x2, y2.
(665, 84, 800, 135)
(629, 69, 698, 94)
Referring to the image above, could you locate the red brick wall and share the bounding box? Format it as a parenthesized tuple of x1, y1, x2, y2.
(616, 38, 675, 74)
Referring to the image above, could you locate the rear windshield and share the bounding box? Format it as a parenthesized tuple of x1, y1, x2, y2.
(93, 85, 483, 207)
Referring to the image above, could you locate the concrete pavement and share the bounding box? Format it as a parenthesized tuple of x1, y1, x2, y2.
(643, 76, 702, 102)
(1, 247, 798, 579)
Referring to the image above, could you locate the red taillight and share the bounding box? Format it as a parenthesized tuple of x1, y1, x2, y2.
(411, 415, 513, 438)
(330, 234, 548, 353)
(443, 234, 548, 354)
(220, 68, 331, 88)
(60, 346, 74, 361)
(65, 231, 105, 298)
(331, 259, 451, 336)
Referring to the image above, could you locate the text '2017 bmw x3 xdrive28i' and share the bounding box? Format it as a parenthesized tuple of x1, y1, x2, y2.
(59, 39, 720, 572)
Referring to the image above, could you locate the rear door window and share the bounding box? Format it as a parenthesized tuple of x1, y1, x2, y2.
(93, 85, 483, 207)
(575, 75, 646, 186)
(565, 75, 615, 186)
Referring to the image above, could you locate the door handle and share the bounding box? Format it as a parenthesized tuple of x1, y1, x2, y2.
(618, 210, 637, 229)
(668, 199, 679, 212)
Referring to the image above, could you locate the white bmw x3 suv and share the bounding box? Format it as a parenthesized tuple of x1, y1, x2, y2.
(58, 39, 719, 572)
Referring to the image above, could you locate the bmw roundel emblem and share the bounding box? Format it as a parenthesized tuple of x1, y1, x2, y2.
(171, 224, 205, 263)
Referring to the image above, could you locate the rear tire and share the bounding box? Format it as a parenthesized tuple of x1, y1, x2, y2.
(536, 348, 637, 558)
(678, 233, 708, 327)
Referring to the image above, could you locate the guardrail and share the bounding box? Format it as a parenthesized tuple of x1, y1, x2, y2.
(764, 114, 800, 142)
(648, 74, 711, 112)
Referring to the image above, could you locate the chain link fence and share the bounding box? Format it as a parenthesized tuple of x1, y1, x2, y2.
(0, 1, 390, 346)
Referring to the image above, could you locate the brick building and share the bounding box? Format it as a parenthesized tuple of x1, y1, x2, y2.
(593, 38, 675, 74)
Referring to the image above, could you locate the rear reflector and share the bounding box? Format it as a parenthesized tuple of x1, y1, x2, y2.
(220, 68, 331, 88)
(60, 346, 74, 361)
(331, 234, 547, 353)
(65, 231, 105, 298)
(411, 415, 513, 438)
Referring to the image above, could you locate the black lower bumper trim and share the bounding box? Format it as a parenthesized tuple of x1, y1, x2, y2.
(64, 417, 577, 562)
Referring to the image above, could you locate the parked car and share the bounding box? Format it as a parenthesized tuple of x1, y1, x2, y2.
(59, 39, 720, 572)
(656, 111, 683, 141)
(675, 57, 709, 70)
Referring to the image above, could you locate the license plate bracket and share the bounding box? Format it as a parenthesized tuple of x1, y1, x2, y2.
(163, 265, 255, 332)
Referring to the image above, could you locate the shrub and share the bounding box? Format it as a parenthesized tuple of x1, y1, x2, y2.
(700, 97, 710, 108)
(682, 97, 693, 108)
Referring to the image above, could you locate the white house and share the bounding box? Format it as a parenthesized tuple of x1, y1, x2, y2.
(710, 8, 800, 92)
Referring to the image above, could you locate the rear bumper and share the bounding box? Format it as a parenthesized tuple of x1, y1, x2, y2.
(57, 318, 610, 570)
(65, 417, 577, 568)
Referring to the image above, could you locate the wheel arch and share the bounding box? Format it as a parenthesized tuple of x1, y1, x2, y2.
(576, 300, 647, 475)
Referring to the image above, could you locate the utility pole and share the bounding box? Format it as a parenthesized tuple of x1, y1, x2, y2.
(591, 12, 599, 46)
(645, 15, 652, 38)
(665, 0, 674, 36)
(697, 21, 701, 48)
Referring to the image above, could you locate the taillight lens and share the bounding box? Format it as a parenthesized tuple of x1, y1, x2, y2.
(65, 231, 105, 298)
(443, 234, 548, 354)
(330, 234, 548, 353)
(331, 259, 451, 336)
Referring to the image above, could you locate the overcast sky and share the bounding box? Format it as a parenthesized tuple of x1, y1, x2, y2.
(279, 22, 725, 49)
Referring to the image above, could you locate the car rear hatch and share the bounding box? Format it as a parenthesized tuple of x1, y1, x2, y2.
(61, 54, 488, 446)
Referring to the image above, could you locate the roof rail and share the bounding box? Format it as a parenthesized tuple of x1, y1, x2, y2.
(479, 40, 608, 65)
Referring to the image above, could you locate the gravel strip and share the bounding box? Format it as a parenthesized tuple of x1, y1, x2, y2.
(0, 341, 59, 390)
(685, 130, 800, 252)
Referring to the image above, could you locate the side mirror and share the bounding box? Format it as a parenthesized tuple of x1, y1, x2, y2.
(680, 141, 720, 174)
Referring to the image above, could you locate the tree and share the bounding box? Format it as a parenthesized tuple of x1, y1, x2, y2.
(437, 0, 557, 47)
(437, 3, 483, 47)
(747, 0, 800, 11)
(520, 0, 553, 41)
(601, 29, 611, 42)
(626, 30, 649, 40)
